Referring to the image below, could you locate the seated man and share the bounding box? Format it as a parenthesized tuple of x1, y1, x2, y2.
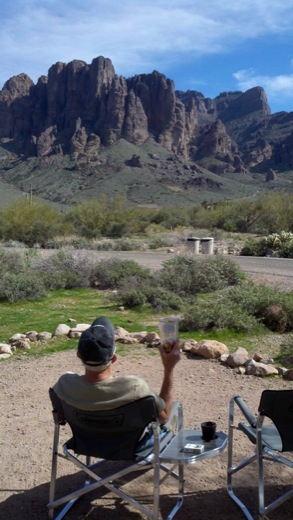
(53, 317, 181, 450)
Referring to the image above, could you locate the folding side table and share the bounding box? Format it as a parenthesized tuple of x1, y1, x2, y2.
(159, 429, 228, 519)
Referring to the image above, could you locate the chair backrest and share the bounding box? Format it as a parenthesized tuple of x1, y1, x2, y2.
(49, 388, 158, 460)
(258, 389, 293, 451)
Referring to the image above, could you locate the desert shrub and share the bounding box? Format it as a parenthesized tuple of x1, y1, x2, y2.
(118, 288, 147, 309)
(39, 271, 79, 290)
(110, 238, 144, 251)
(149, 237, 170, 249)
(1, 240, 27, 248)
(277, 335, 293, 367)
(0, 248, 24, 276)
(241, 231, 293, 257)
(90, 258, 151, 290)
(240, 238, 266, 256)
(222, 282, 293, 331)
(114, 272, 183, 311)
(0, 272, 47, 302)
(104, 221, 128, 238)
(180, 297, 259, 333)
(158, 255, 245, 296)
(143, 286, 183, 312)
(278, 242, 293, 258)
(0, 199, 61, 247)
(32, 249, 96, 288)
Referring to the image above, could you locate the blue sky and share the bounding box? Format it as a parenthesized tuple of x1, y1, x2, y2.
(1, 0, 293, 114)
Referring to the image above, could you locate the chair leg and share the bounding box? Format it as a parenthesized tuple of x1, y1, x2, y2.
(166, 461, 184, 520)
(227, 398, 256, 520)
(48, 423, 60, 519)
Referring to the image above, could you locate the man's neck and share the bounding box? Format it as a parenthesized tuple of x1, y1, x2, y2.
(85, 367, 112, 382)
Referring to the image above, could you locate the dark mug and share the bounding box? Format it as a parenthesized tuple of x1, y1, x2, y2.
(201, 421, 216, 441)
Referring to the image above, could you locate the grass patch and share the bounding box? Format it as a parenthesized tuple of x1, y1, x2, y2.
(0, 288, 169, 360)
(0, 287, 289, 364)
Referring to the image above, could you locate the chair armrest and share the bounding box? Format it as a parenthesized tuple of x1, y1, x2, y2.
(232, 395, 256, 428)
(164, 401, 183, 431)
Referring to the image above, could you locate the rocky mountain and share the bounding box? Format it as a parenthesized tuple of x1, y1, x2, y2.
(0, 55, 293, 207)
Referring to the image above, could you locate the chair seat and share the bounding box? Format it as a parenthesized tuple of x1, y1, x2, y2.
(228, 390, 293, 519)
(238, 422, 283, 451)
(48, 389, 184, 520)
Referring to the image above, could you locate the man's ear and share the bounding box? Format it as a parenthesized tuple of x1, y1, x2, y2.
(111, 353, 117, 364)
(77, 351, 81, 359)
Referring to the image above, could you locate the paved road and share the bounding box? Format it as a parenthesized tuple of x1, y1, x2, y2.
(94, 250, 293, 279)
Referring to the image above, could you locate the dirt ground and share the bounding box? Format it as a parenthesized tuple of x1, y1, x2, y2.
(0, 271, 293, 520)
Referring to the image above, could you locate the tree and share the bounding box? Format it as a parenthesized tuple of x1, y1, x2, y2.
(0, 199, 61, 247)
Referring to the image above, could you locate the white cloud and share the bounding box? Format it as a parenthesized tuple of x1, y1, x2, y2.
(1, 0, 293, 106)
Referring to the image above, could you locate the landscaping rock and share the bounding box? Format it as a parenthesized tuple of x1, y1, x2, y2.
(192, 340, 228, 359)
(54, 324, 71, 336)
(226, 347, 249, 368)
(246, 362, 279, 377)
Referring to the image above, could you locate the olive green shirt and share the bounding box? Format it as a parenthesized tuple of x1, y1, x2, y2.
(53, 372, 165, 413)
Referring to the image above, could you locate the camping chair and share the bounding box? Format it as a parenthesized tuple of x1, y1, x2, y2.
(227, 390, 293, 519)
(48, 388, 184, 520)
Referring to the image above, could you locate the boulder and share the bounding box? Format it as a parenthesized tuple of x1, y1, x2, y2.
(26, 331, 38, 342)
(284, 368, 293, 381)
(37, 332, 52, 341)
(246, 362, 279, 377)
(226, 347, 249, 368)
(9, 333, 26, 344)
(190, 340, 228, 359)
(0, 343, 13, 355)
(181, 339, 198, 352)
(53, 324, 71, 336)
(142, 332, 161, 347)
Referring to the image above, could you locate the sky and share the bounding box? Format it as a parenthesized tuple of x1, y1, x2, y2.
(1, 0, 293, 114)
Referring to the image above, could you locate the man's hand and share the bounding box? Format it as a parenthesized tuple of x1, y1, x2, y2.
(159, 339, 181, 371)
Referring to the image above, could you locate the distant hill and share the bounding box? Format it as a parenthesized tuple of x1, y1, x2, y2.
(0, 55, 293, 208)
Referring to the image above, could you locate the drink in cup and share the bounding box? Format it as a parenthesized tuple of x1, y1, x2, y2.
(158, 316, 180, 353)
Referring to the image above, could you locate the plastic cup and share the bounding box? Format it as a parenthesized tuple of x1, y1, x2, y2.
(158, 316, 179, 353)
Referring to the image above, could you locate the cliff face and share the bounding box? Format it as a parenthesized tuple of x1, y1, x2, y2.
(0, 55, 292, 176)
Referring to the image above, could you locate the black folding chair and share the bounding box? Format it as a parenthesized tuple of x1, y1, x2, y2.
(48, 388, 184, 519)
(227, 390, 293, 519)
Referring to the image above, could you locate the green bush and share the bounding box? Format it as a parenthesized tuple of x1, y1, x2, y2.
(144, 286, 183, 312)
(0, 199, 61, 247)
(0, 272, 47, 302)
(278, 243, 293, 258)
(158, 255, 245, 296)
(32, 249, 95, 288)
(240, 238, 266, 256)
(180, 297, 259, 333)
(90, 258, 151, 290)
(118, 288, 147, 309)
(221, 282, 293, 332)
(40, 271, 79, 290)
(277, 335, 293, 367)
(115, 273, 183, 312)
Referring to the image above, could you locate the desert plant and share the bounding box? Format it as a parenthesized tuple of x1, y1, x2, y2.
(0, 199, 62, 247)
(32, 249, 96, 288)
(278, 242, 293, 258)
(221, 282, 293, 331)
(90, 258, 151, 290)
(158, 255, 245, 296)
(240, 238, 266, 256)
(276, 335, 293, 367)
(0, 272, 47, 302)
(180, 297, 259, 333)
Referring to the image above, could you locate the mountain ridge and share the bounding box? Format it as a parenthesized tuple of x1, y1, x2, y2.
(0, 55, 293, 207)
